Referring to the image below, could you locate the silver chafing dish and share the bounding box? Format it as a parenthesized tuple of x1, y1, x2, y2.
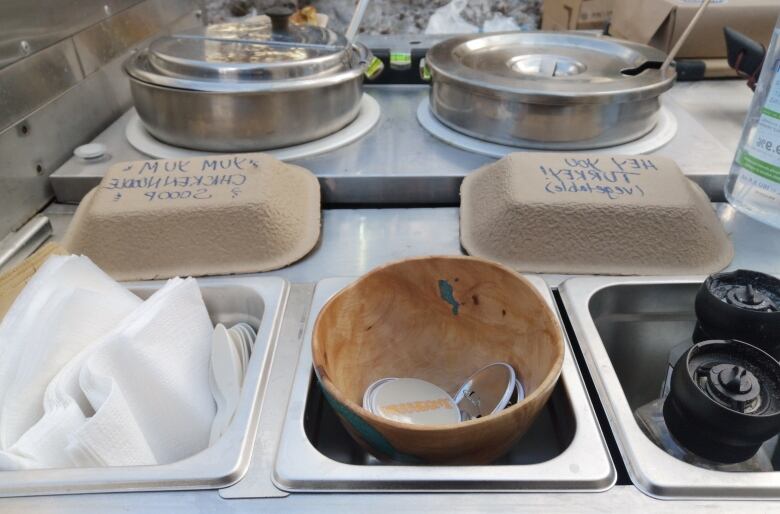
(123, 8, 379, 152)
(425, 32, 676, 149)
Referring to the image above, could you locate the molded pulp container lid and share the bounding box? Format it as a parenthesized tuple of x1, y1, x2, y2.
(460, 152, 734, 275)
(63, 153, 321, 281)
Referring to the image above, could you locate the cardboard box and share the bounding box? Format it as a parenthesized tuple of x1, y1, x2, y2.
(542, 0, 614, 31)
(609, 0, 780, 59)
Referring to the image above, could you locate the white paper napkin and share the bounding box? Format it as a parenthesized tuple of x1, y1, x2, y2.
(0, 256, 141, 449)
(69, 277, 216, 466)
(0, 258, 216, 470)
(65, 372, 157, 467)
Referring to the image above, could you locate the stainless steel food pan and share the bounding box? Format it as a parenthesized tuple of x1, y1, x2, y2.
(0, 276, 287, 497)
(273, 276, 615, 492)
(559, 276, 780, 499)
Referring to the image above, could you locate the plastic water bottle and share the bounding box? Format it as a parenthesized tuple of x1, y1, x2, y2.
(725, 17, 780, 229)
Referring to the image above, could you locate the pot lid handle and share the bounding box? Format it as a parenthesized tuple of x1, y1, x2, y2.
(266, 4, 294, 33)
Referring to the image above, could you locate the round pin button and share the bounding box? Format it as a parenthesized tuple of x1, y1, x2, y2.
(454, 362, 517, 420)
(369, 378, 460, 425)
(362, 377, 397, 410)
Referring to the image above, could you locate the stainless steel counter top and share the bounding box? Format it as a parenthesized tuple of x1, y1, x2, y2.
(1, 199, 777, 511)
(7, 77, 778, 510)
(42, 201, 780, 286)
(1, 234, 779, 512)
(50, 81, 743, 205)
(668, 80, 754, 154)
(1, 478, 776, 514)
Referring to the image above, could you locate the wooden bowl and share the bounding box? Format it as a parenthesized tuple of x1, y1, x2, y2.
(312, 256, 565, 464)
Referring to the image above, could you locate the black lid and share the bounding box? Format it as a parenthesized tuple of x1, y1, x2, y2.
(694, 270, 780, 359)
(663, 339, 780, 464)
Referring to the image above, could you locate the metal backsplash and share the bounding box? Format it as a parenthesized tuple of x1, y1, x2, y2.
(0, 0, 198, 239)
(0, 0, 142, 70)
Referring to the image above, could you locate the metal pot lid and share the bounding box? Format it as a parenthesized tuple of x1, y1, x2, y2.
(124, 9, 367, 92)
(149, 16, 348, 80)
(427, 32, 675, 105)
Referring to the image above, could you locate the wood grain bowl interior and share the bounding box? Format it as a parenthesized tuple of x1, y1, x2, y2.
(311, 256, 565, 464)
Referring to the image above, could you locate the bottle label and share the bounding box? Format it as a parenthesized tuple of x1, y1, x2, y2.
(731, 40, 780, 214)
(738, 57, 780, 185)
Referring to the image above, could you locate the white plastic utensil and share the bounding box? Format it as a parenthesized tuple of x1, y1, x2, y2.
(228, 324, 254, 371)
(233, 323, 256, 350)
(244, 323, 257, 345)
(229, 330, 248, 379)
(208, 350, 226, 441)
(208, 324, 243, 445)
(231, 324, 250, 354)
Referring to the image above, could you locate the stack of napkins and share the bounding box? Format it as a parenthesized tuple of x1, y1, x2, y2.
(0, 255, 216, 469)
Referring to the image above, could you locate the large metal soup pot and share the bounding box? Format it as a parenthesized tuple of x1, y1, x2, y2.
(425, 32, 676, 150)
(123, 9, 379, 152)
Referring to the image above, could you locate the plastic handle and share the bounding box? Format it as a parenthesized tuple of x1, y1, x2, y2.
(354, 44, 384, 80)
(419, 58, 431, 82)
(266, 5, 293, 32)
(364, 56, 384, 80)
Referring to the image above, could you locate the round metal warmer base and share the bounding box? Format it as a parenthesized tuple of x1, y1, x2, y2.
(126, 94, 381, 160)
(416, 97, 678, 158)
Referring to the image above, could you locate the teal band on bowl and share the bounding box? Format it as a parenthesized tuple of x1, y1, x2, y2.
(320, 384, 421, 464)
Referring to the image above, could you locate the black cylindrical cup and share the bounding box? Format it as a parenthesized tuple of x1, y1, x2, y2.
(663, 339, 780, 464)
(694, 270, 780, 359)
